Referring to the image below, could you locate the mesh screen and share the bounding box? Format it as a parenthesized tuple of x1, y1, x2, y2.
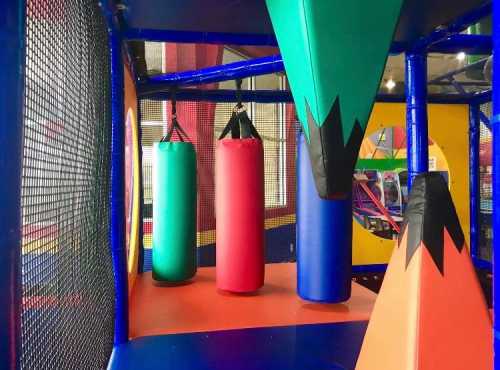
(21, 1, 114, 369)
(144, 42, 164, 75)
(140, 100, 297, 266)
(479, 102, 492, 262)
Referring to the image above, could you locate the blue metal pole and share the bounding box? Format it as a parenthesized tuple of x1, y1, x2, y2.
(428, 34, 492, 55)
(411, 2, 492, 51)
(142, 88, 477, 105)
(0, 1, 26, 368)
(137, 99, 145, 274)
(142, 89, 294, 103)
(140, 47, 489, 96)
(405, 52, 429, 190)
(138, 55, 284, 94)
(472, 90, 493, 106)
(492, 0, 500, 366)
(124, 13, 492, 55)
(125, 28, 279, 46)
(108, 18, 129, 345)
(470, 104, 481, 260)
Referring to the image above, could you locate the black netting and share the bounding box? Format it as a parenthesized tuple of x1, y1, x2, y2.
(21, 1, 114, 369)
(140, 100, 297, 270)
(479, 102, 492, 262)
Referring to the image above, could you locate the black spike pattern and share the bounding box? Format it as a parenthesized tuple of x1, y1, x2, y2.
(305, 98, 364, 199)
(398, 172, 465, 275)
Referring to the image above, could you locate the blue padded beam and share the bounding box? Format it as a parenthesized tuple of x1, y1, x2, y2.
(492, 0, 500, 367)
(0, 1, 26, 368)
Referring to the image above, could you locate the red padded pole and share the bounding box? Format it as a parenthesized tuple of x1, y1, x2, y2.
(216, 138, 265, 292)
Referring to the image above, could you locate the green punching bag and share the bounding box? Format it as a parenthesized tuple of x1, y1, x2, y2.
(152, 118, 197, 282)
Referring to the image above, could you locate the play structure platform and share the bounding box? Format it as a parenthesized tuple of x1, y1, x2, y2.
(112, 263, 376, 369)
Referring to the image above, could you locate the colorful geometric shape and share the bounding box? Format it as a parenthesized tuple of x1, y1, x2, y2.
(265, 0, 403, 197)
(356, 173, 492, 370)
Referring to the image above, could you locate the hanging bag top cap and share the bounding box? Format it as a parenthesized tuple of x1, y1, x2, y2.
(160, 87, 191, 143)
(218, 79, 261, 141)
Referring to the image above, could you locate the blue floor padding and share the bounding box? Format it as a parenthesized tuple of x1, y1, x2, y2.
(109, 321, 368, 370)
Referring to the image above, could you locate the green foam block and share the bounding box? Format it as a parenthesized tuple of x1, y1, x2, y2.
(265, 0, 403, 198)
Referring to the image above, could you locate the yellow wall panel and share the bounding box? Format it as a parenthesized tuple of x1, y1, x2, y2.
(353, 103, 469, 265)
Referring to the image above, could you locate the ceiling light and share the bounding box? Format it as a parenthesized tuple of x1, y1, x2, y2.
(385, 79, 396, 91)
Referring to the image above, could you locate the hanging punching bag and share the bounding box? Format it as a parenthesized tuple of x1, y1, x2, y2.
(296, 131, 352, 302)
(216, 103, 265, 293)
(152, 115, 197, 282)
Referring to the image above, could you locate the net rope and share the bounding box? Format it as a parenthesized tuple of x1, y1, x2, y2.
(479, 102, 492, 262)
(140, 100, 297, 268)
(21, 1, 115, 368)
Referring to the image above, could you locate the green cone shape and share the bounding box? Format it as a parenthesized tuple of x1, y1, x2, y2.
(266, 0, 403, 198)
(152, 142, 197, 282)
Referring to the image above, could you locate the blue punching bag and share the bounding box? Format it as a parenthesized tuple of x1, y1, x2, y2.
(296, 131, 352, 303)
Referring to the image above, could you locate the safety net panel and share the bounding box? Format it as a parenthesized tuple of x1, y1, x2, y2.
(140, 100, 297, 269)
(479, 102, 492, 262)
(21, 1, 114, 369)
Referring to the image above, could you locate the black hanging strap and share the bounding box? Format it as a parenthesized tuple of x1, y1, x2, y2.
(230, 79, 243, 138)
(238, 109, 261, 140)
(218, 111, 240, 140)
(160, 88, 190, 143)
(235, 79, 243, 109)
(218, 80, 261, 141)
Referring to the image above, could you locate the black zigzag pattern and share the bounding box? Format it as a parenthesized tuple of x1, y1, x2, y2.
(305, 97, 364, 199)
(398, 172, 465, 274)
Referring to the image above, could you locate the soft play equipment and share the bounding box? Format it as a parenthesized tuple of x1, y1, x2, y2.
(296, 131, 352, 303)
(356, 173, 492, 370)
(216, 106, 265, 293)
(152, 118, 197, 282)
(265, 0, 404, 199)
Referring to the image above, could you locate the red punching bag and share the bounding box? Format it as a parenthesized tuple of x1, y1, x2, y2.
(216, 103, 265, 293)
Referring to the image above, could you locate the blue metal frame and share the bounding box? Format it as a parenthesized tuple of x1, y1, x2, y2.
(143, 88, 476, 105)
(428, 57, 489, 91)
(352, 264, 387, 274)
(411, 1, 492, 52)
(474, 257, 493, 270)
(138, 55, 284, 94)
(123, 4, 492, 53)
(125, 28, 279, 46)
(143, 88, 293, 103)
(137, 99, 145, 274)
(470, 104, 481, 261)
(427, 34, 492, 55)
(132, 4, 495, 284)
(492, 0, 500, 366)
(139, 51, 491, 98)
(102, 2, 129, 346)
(480, 111, 493, 129)
(473, 90, 493, 105)
(0, 1, 26, 368)
(110, 27, 129, 346)
(405, 52, 430, 190)
(471, 100, 493, 273)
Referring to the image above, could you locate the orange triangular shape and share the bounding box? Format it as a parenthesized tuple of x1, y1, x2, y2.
(356, 175, 492, 370)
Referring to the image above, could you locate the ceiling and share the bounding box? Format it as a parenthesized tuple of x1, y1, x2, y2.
(121, 0, 488, 45)
(130, 0, 492, 96)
